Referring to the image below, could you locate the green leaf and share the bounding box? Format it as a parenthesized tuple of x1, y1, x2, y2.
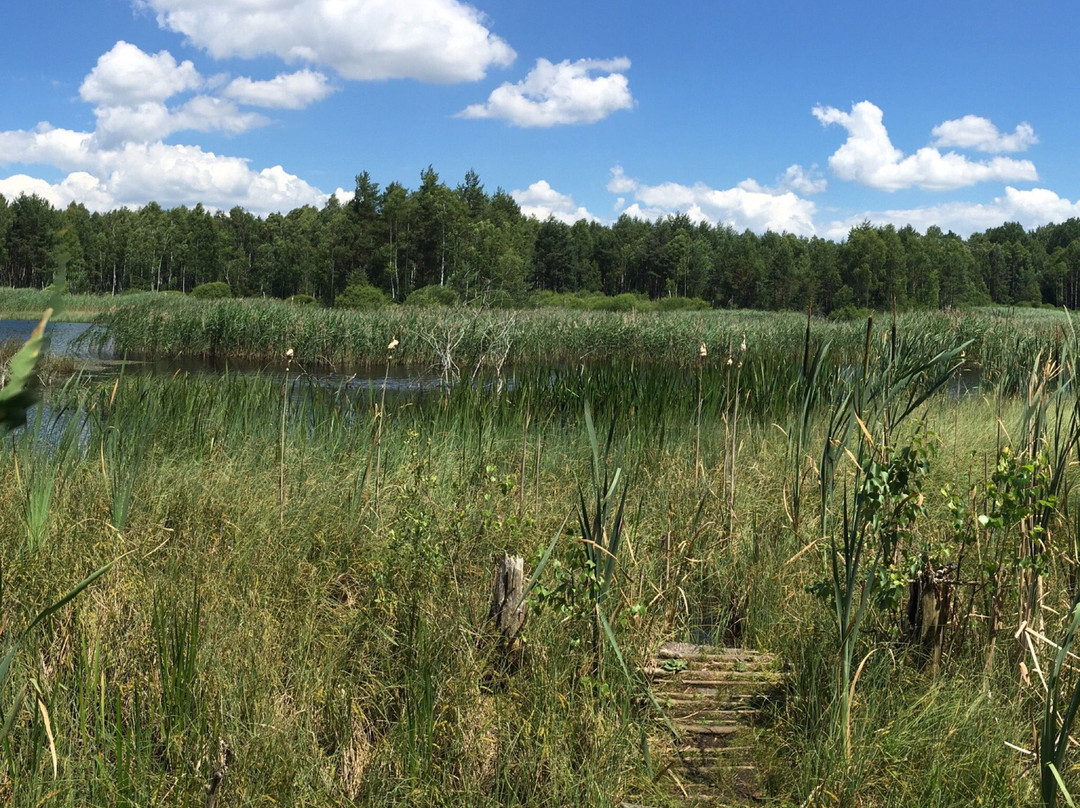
(24, 560, 115, 636)
(1049, 762, 1077, 808)
(0, 682, 26, 744)
(0, 310, 52, 433)
(522, 511, 570, 602)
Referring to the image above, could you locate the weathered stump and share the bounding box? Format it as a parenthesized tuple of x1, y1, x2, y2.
(905, 564, 953, 668)
(487, 553, 526, 651)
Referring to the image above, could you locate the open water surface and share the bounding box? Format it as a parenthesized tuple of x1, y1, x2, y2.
(0, 319, 443, 392)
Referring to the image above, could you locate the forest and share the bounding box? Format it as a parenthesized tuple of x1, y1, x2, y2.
(3, 166, 1080, 313)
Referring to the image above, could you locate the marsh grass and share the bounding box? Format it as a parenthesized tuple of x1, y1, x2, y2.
(4, 307, 1080, 805)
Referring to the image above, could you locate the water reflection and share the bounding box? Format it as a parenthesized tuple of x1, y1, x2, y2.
(0, 319, 106, 359)
(0, 319, 444, 391)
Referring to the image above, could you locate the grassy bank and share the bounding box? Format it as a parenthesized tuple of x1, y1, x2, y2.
(0, 288, 165, 323)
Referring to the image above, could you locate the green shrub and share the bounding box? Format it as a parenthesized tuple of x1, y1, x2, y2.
(286, 294, 318, 306)
(827, 304, 872, 322)
(656, 296, 711, 312)
(595, 292, 652, 312)
(404, 284, 460, 307)
(190, 282, 233, 300)
(335, 283, 389, 309)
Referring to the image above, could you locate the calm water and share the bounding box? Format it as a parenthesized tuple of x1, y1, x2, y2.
(0, 320, 105, 359)
(0, 319, 443, 392)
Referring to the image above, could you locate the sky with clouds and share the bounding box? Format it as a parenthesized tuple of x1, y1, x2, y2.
(2, 0, 1079, 239)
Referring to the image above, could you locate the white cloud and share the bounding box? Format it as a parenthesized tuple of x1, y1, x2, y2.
(611, 168, 818, 236)
(92, 97, 268, 145)
(0, 37, 335, 216)
(80, 41, 202, 105)
(777, 164, 827, 195)
(140, 0, 515, 82)
(0, 124, 96, 169)
(0, 173, 114, 211)
(459, 57, 633, 127)
(735, 164, 827, 196)
(75, 43, 271, 146)
(0, 125, 327, 215)
(332, 187, 356, 205)
(222, 70, 335, 109)
(823, 186, 1080, 239)
(172, 96, 269, 134)
(606, 165, 637, 194)
(813, 101, 1038, 191)
(931, 115, 1037, 153)
(511, 180, 597, 224)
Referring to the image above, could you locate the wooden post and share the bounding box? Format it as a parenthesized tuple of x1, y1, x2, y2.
(488, 553, 526, 646)
(905, 564, 953, 669)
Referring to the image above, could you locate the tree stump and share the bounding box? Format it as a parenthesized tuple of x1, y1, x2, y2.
(905, 564, 953, 668)
(488, 553, 526, 648)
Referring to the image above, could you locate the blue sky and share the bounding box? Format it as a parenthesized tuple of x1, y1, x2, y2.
(2, 0, 1079, 238)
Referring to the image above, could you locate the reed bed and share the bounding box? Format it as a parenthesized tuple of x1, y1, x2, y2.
(95, 294, 1079, 383)
(2, 307, 1079, 805)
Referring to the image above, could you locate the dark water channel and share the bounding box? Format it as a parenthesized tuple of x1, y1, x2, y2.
(2, 319, 453, 448)
(0, 319, 442, 392)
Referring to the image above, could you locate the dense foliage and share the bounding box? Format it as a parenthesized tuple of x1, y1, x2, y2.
(3, 168, 1080, 312)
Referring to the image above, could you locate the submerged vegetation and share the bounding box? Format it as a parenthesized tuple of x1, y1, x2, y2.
(3, 302, 1080, 805)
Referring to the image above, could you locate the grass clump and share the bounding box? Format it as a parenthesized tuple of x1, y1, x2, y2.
(190, 281, 233, 300)
(336, 283, 390, 309)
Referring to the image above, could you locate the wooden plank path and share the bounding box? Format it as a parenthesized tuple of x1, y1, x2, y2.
(624, 642, 785, 807)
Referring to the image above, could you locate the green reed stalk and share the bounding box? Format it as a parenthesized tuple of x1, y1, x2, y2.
(819, 316, 967, 760)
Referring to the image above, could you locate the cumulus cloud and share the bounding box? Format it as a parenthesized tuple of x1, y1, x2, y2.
(140, 0, 515, 82)
(80, 41, 202, 105)
(222, 70, 335, 109)
(75, 43, 273, 146)
(735, 164, 827, 197)
(511, 180, 597, 224)
(0, 36, 341, 215)
(93, 97, 268, 145)
(459, 57, 633, 127)
(0, 172, 115, 211)
(822, 186, 1080, 240)
(777, 164, 827, 195)
(0, 124, 327, 214)
(813, 101, 1038, 191)
(931, 115, 1037, 153)
(606, 165, 637, 195)
(610, 167, 818, 236)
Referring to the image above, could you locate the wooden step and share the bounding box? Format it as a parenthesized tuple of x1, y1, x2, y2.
(637, 642, 785, 806)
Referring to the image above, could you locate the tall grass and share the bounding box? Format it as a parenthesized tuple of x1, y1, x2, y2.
(94, 295, 1080, 376)
(4, 309, 1080, 804)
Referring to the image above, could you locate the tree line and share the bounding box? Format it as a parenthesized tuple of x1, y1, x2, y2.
(3, 166, 1080, 312)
